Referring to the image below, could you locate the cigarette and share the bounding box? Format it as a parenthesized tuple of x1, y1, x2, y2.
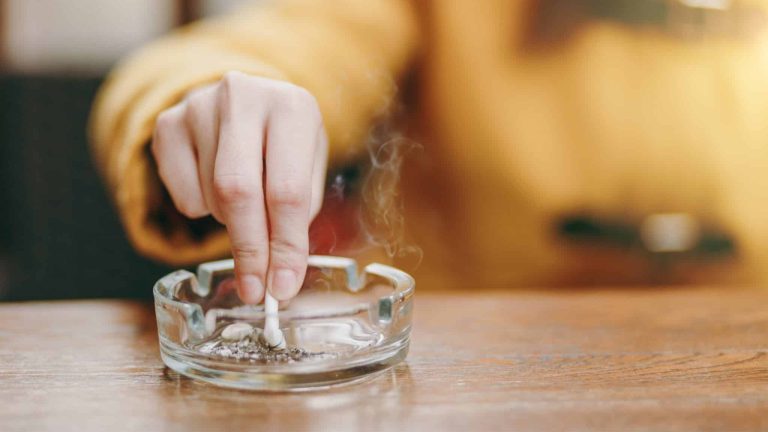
(260, 292, 286, 350)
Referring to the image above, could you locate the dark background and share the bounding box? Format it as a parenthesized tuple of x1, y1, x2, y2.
(0, 75, 171, 301)
(0, 1, 249, 301)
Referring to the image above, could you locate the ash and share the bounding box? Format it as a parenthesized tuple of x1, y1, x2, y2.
(198, 339, 336, 363)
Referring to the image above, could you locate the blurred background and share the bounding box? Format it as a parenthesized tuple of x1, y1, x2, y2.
(2, 0, 766, 300)
(0, 0, 252, 300)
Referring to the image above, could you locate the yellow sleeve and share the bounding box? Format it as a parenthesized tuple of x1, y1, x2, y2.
(88, 0, 419, 265)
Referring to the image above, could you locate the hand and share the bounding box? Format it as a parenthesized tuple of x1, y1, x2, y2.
(151, 71, 328, 303)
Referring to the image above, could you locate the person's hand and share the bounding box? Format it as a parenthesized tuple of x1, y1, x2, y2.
(151, 71, 328, 304)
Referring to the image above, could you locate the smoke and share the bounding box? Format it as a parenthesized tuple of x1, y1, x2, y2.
(311, 113, 423, 272)
(358, 118, 423, 271)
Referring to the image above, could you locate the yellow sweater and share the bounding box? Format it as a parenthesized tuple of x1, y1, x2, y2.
(91, 0, 768, 288)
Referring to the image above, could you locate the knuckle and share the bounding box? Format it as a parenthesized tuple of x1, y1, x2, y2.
(219, 75, 321, 123)
(270, 237, 308, 264)
(272, 85, 321, 120)
(153, 111, 176, 153)
(185, 87, 219, 122)
(231, 243, 267, 264)
(155, 109, 176, 130)
(220, 72, 250, 104)
(289, 89, 321, 115)
(267, 182, 309, 209)
(213, 174, 258, 203)
(221, 71, 245, 89)
(184, 97, 207, 123)
(219, 73, 267, 117)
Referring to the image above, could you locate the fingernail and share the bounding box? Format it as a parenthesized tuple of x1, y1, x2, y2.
(239, 275, 264, 304)
(269, 269, 298, 300)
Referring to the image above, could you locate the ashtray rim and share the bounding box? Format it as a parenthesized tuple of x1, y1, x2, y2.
(153, 255, 414, 321)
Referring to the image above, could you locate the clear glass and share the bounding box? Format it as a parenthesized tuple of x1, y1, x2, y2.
(153, 255, 414, 391)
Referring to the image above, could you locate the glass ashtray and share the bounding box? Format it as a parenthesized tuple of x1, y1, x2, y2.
(153, 255, 414, 391)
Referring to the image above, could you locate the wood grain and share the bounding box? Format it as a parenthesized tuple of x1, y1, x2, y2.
(1, 287, 767, 431)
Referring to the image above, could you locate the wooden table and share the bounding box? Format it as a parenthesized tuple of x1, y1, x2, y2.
(1, 287, 767, 431)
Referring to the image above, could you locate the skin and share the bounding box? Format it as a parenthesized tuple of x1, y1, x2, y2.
(151, 71, 328, 304)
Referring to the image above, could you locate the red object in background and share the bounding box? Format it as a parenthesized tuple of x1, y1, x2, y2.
(309, 192, 363, 256)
